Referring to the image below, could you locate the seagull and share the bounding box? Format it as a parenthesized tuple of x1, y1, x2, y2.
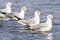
(13, 6, 27, 19)
(17, 11, 43, 26)
(29, 15, 55, 31)
(0, 2, 12, 13)
(0, 6, 27, 20)
(0, 2, 12, 20)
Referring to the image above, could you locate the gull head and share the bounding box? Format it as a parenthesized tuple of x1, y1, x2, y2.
(21, 6, 27, 11)
(7, 2, 12, 6)
(35, 11, 43, 16)
(47, 15, 55, 20)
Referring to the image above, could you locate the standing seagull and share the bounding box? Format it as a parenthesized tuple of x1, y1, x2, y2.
(0, 6, 27, 20)
(29, 15, 55, 31)
(18, 11, 43, 26)
(0, 2, 12, 13)
(0, 2, 12, 19)
(13, 6, 27, 20)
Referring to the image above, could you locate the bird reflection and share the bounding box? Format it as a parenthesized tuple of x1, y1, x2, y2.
(42, 32, 53, 40)
(19, 29, 53, 40)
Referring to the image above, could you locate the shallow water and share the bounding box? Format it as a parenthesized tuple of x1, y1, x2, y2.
(0, 0, 60, 40)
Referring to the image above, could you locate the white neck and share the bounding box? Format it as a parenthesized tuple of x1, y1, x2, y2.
(34, 15, 40, 24)
(46, 17, 52, 30)
(6, 5, 11, 13)
(19, 9, 25, 19)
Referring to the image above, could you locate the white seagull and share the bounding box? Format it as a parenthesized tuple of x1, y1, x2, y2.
(0, 2, 12, 13)
(0, 2, 12, 20)
(13, 6, 27, 19)
(18, 11, 42, 26)
(0, 6, 27, 20)
(29, 15, 55, 31)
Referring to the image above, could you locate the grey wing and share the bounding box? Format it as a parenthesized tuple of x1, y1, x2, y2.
(29, 24, 41, 29)
(5, 13, 15, 18)
(20, 18, 36, 24)
(13, 12, 20, 18)
(27, 18, 36, 24)
(5, 13, 20, 20)
(30, 23, 47, 29)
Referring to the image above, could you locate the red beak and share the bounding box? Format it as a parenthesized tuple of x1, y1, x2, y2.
(53, 16, 56, 19)
(41, 13, 43, 15)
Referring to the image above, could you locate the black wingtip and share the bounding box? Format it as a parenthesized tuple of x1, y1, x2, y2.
(14, 16, 22, 21)
(0, 11, 6, 15)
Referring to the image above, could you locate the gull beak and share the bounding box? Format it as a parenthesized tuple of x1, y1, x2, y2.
(40, 13, 43, 16)
(53, 16, 55, 19)
(41, 13, 43, 15)
(51, 16, 55, 20)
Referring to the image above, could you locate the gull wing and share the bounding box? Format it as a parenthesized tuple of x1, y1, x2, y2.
(30, 23, 47, 29)
(18, 18, 36, 25)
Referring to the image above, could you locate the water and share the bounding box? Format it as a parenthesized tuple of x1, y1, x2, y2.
(0, 0, 60, 40)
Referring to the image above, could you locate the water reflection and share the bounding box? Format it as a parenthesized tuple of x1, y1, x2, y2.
(19, 29, 53, 40)
(42, 32, 53, 40)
